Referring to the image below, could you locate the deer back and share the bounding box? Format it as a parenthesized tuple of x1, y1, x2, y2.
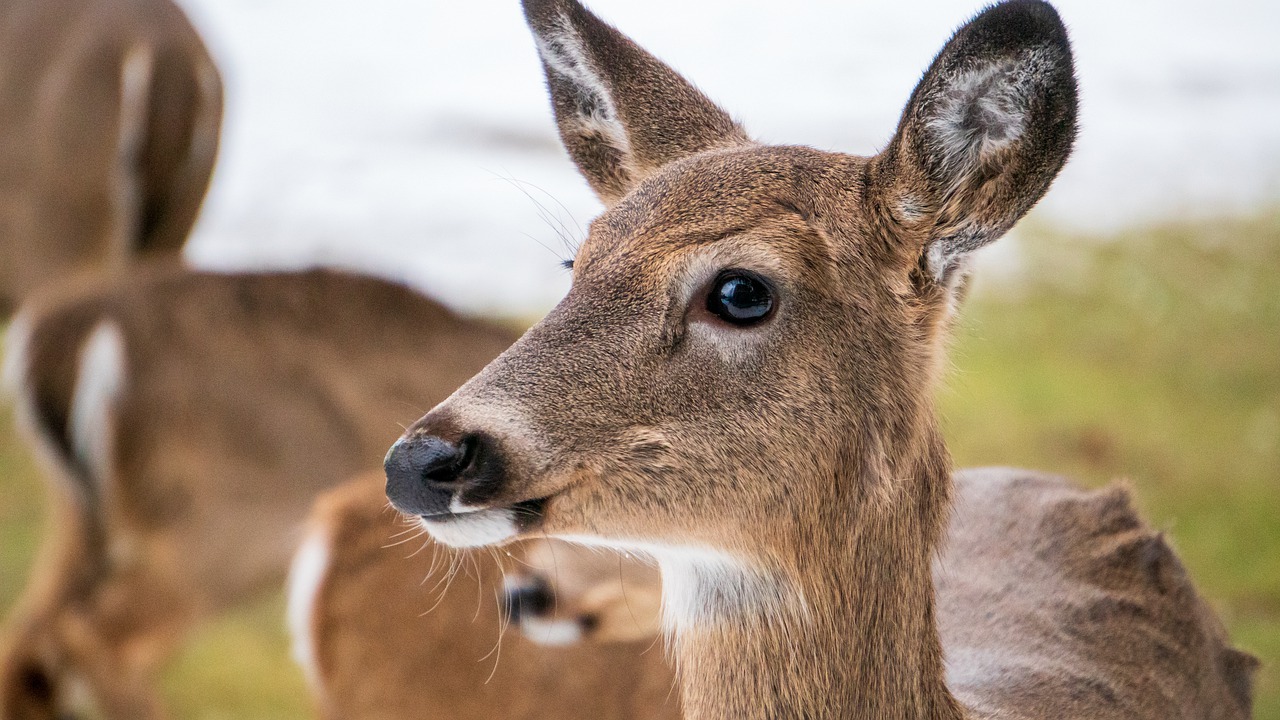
(0, 0, 222, 313)
(939, 468, 1257, 719)
(0, 262, 513, 720)
(290, 473, 678, 720)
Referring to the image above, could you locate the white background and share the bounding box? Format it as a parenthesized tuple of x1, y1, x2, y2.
(176, 0, 1280, 315)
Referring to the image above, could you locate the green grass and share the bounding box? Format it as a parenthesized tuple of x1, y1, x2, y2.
(0, 390, 44, 614)
(943, 212, 1280, 716)
(162, 598, 311, 720)
(0, 212, 1277, 718)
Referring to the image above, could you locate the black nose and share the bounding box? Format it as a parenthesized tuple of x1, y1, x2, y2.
(502, 576, 555, 623)
(384, 434, 475, 516)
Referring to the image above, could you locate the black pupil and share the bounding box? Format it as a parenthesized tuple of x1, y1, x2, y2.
(708, 274, 772, 324)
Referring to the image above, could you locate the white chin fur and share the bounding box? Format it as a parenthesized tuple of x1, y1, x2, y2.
(518, 617, 583, 647)
(420, 509, 518, 548)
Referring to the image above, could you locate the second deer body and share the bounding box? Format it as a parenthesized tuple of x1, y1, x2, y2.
(290, 472, 676, 720)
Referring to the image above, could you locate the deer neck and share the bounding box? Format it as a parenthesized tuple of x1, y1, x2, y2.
(661, 429, 964, 720)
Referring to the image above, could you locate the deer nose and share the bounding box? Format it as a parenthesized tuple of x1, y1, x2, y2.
(502, 576, 555, 623)
(384, 434, 476, 516)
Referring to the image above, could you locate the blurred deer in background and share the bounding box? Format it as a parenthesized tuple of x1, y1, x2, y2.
(384, 0, 1260, 718)
(0, 0, 222, 314)
(0, 263, 513, 720)
(502, 538, 662, 647)
(290, 472, 676, 720)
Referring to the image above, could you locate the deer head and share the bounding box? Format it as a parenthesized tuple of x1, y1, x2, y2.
(1, 491, 176, 720)
(387, 0, 1075, 570)
(0, 590, 174, 720)
(385, 1, 1074, 716)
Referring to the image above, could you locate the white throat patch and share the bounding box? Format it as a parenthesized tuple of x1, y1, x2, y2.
(557, 535, 800, 636)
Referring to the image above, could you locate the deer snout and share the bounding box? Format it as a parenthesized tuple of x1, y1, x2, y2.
(383, 433, 477, 517)
(383, 426, 542, 548)
(502, 575, 589, 647)
(501, 575, 555, 624)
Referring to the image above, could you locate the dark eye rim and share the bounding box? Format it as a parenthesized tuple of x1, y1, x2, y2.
(702, 268, 777, 327)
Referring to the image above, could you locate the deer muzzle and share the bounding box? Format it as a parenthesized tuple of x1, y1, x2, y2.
(384, 428, 547, 548)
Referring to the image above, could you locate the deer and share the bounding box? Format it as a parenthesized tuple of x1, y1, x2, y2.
(0, 0, 222, 314)
(502, 534, 663, 647)
(0, 261, 514, 720)
(383, 1, 1260, 718)
(289, 470, 677, 720)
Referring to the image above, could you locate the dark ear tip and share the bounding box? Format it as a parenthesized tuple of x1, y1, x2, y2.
(964, 0, 1071, 53)
(521, 0, 580, 26)
(519, 0, 551, 23)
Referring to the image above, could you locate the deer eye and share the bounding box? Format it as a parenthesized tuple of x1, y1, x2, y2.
(705, 271, 774, 326)
(20, 665, 54, 704)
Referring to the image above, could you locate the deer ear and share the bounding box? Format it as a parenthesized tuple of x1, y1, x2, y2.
(522, 0, 750, 206)
(873, 0, 1078, 282)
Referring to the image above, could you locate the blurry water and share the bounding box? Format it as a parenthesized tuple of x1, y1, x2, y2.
(177, 0, 1280, 315)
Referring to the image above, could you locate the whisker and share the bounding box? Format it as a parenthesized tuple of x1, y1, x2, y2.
(404, 533, 435, 559)
(519, 230, 571, 266)
(470, 553, 486, 623)
(619, 553, 644, 633)
(422, 549, 464, 614)
(500, 173, 582, 247)
(501, 176, 583, 257)
(386, 524, 423, 540)
(482, 581, 506, 682)
(382, 528, 428, 550)
(503, 175, 587, 251)
(499, 547, 539, 571)
(483, 170, 585, 265)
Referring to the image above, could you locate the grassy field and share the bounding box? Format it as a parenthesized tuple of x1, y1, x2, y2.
(946, 212, 1280, 716)
(0, 212, 1277, 718)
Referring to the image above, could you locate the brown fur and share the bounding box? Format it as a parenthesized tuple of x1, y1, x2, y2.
(296, 473, 677, 720)
(940, 468, 1258, 719)
(0, 261, 513, 720)
(510, 540, 663, 645)
(0, 0, 222, 314)
(386, 1, 1257, 719)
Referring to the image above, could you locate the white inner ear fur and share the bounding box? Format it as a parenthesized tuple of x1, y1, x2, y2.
(533, 11, 633, 158)
(926, 57, 1031, 177)
(4, 313, 108, 506)
(188, 56, 221, 171)
(921, 48, 1055, 279)
(112, 44, 154, 265)
(1, 310, 33, 400)
(70, 321, 126, 491)
(926, 239, 978, 284)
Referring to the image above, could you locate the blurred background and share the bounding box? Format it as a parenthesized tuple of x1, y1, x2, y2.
(1, 0, 1277, 718)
